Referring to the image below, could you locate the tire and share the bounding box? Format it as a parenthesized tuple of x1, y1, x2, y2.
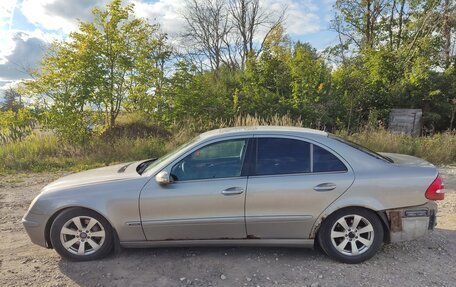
(50, 208, 114, 261)
(318, 207, 384, 264)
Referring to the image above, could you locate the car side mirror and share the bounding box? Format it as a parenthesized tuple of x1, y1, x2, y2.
(155, 171, 172, 185)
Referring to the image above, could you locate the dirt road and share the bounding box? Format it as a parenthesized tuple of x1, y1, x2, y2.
(1, 167, 455, 287)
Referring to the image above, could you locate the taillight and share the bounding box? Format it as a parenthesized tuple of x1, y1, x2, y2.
(425, 175, 445, 200)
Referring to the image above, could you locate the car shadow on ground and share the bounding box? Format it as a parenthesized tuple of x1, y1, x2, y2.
(56, 228, 456, 287)
(57, 246, 329, 286)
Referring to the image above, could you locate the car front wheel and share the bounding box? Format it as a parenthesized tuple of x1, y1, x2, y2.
(50, 208, 114, 261)
(318, 208, 384, 264)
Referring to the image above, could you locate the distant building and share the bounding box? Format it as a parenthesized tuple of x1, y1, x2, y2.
(388, 109, 422, 136)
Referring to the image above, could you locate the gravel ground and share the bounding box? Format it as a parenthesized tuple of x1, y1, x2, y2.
(0, 167, 455, 287)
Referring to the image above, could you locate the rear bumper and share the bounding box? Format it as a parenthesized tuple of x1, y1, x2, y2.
(386, 201, 437, 242)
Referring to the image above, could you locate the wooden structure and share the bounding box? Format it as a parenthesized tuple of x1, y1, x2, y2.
(388, 109, 422, 136)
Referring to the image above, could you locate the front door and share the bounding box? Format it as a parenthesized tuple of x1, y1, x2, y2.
(140, 138, 250, 240)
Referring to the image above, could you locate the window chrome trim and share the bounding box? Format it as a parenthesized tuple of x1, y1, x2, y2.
(247, 170, 348, 179)
(169, 176, 249, 184)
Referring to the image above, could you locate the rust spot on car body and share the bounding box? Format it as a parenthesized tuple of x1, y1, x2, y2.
(389, 211, 402, 232)
(310, 216, 326, 238)
(247, 234, 260, 239)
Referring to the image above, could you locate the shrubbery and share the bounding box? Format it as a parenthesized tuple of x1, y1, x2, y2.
(0, 109, 35, 144)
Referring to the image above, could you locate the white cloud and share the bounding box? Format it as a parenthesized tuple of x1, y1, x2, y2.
(2, 0, 324, 88)
(0, 79, 22, 92)
(271, 0, 321, 35)
(0, 0, 17, 31)
(21, 0, 108, 33)
(132, 0, 321, 37)
(0, 30, 53, 84)
(132, 0, 187, 36)
(19, 0, 322, 37)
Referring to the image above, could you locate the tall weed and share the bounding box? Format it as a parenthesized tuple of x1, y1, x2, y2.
(1, 115, 454, 173)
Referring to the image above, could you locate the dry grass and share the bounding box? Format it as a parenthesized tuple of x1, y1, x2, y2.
(0, 134, 166, 172)
(338, 129, 456, 165)
(173, 115, 455, 165)
(1, 115, 454, 172)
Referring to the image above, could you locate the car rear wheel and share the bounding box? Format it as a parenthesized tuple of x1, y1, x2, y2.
(50, 208, 114, 261)
(318, 208, 383, 264)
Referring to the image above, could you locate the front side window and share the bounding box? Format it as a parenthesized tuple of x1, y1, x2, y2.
(171, 139, 247, 181)
(256, 138, 311, 175)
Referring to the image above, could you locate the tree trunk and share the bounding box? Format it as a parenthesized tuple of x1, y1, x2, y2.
(397, 0, 405, 49)
(389, 0, 396, 50)
(365, 0, 372, 48)
(443, 0, 451, 68)
(110, 113, 116, 128)
(450, 100, 456, 131)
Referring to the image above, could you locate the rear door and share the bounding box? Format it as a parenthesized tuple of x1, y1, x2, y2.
(245, 136, 355, 238)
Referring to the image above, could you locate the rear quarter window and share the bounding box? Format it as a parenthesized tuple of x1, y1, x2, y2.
(313, 145, 347, 172)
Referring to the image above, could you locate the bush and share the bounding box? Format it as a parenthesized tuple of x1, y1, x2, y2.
(0, 109, 34, 144)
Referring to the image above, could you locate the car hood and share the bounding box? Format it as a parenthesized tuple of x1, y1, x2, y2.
(379, 152, 435, 167)
(42, 161, 143, 193)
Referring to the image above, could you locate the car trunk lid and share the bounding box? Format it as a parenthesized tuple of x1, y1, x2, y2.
(379, 152, 435, 168)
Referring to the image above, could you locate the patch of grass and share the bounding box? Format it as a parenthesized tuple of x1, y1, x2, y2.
(336, 129, 456, 165)
(1, 116, 455, 173)
(0, 134, 167, 173)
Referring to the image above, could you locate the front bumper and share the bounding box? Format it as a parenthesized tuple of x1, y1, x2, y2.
(22, 210, 50, 248)
(386, 201, 437, 242)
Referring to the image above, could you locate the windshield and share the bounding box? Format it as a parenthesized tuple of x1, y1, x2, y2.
(330, 134, 393, 163)
(141, 136, 200, 175)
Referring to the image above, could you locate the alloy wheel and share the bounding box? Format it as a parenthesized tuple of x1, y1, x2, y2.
(329, 214, 374, 256)
(59, 216, 106, 256)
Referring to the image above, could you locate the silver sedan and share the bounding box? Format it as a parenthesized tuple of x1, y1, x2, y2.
(22, 127, 445, 263)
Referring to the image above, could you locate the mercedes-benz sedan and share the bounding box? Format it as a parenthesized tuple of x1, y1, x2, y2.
(22, 126, 444, 263)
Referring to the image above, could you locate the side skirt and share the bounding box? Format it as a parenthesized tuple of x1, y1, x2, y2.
(120, 239, 315, 248)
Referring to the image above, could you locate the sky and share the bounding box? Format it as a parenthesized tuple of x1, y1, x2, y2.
(0, 0, 338, 92)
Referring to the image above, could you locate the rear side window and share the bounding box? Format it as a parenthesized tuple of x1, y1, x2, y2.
(313, 145, 347, 172)
(255, 138, 347, 176)
(256, 138, 311, 175)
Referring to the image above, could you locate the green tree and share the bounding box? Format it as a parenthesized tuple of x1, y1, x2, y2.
(240, 25, 292, 118)
(23, 0, 168, 142)
(329, 0, 454, 131)
(288, 42, 332, 126)
(1, 88, 23, 112)
(166, 61, 239, 124)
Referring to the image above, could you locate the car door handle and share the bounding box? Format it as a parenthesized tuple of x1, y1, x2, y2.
(221, 187, 245, 195)
(313, 183, 337, 192)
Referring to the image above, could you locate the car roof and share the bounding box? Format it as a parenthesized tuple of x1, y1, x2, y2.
(200, 126, 328, 139)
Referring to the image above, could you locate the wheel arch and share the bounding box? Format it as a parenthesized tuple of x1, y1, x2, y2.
(44, 206, 119, 249)
(311, 205, 390, 243)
